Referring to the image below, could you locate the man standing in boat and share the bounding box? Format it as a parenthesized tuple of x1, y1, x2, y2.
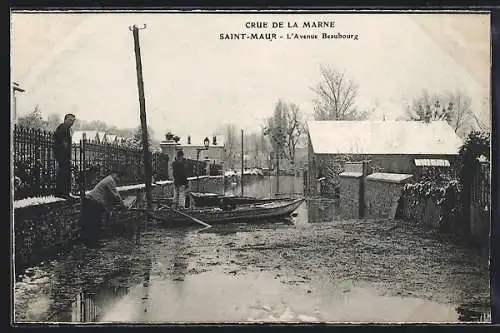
(172, 149, 189, 209)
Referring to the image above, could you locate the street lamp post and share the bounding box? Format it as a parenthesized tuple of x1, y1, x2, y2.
(196, 137, 210, 192)
(12, 82, 25, 124)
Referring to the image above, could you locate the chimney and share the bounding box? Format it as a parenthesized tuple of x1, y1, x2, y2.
(212, 136, 217, 145)
(187, 135, 191, 144)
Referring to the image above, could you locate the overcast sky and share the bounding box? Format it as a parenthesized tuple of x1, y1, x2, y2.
(11, 11, 490, 140)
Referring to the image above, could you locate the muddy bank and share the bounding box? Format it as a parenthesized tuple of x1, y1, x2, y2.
(14, 213, 490, 323)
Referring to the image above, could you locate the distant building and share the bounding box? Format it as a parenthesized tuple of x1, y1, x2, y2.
(159, 134, 225, 179)
(72, 130, 100, 144)
(72, 130, 128, 146)
(177, 135, 226, 165)
(305, 120, 463, 196)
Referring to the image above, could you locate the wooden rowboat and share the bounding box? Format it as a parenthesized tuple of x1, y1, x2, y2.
(189, 192, 275, 208)
(140, 197, 305, 225)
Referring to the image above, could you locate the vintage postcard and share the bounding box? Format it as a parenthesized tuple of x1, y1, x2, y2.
(11, 10, 492, 324)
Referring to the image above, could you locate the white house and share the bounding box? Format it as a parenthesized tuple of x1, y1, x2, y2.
(177, 135, 226, 165)
(72, 130, 99, 144)
(306, 120, 464, 195)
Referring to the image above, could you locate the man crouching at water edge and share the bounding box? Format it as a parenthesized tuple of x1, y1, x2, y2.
(81, 169, 127, 246)
(172, 149, 189, 209)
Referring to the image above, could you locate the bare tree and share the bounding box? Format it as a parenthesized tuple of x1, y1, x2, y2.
(122, 125, 155, 151)
(284, 103, 305, 165)
(216, 123, 239, 169)
(311, 65, 366, 120)
(263, 100, 305, 166)
(404, 90, 475, 137)
(445, 92, 473, 135)
(404, 90, 440, 122)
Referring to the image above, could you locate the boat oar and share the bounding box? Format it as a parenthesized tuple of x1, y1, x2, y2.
(138, 204, 212, 229)
(126, 196, 137, 209)
(169, 207, 213, 229)
(127, 192, 212, 229)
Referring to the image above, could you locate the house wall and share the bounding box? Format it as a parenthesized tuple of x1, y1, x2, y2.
(306, 150, 458, 196)
(180, 146, 225, 165)
(306, 139, 317, 195)
(159, 142, 178, 180)
(13, 175, 234, 271)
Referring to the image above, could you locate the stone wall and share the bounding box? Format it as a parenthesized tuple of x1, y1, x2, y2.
(13, 185, 153, 271)
(14, 199, 82, 271)
(364, 173, 413, 219)
(187, 175, 224, 194)
(13, 176, 226, 271)
(338, 173, 362, 219)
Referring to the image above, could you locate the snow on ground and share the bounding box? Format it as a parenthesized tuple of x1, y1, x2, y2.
(13, 196, 66, 209)
(225, 169, 264, 177)
(14, 182, 168, 209)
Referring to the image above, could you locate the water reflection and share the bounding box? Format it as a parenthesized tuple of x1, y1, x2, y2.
(71, 292, 98, 322)
(229, 176, 340, 224)
(456, 303, 491, 322)
(73, 269, 486, 323)
(169, 231, 189, 285)
(66, 255, 154, 323)
(225, 175, 303, 199)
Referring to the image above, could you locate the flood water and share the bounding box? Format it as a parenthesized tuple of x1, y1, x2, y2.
(14, 176, 491, 323)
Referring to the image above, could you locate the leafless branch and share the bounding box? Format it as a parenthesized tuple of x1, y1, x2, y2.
(311, 65, 362, 120)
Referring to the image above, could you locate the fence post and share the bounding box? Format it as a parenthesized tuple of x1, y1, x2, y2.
(80, 133, 86, 198)
(33, 128, 42, 197)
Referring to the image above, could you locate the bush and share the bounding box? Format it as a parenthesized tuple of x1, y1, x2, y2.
(458, 131, 490, 193)
(402, 177, 462, 231)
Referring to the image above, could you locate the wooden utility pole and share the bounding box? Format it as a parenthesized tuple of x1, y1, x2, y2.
(241, 129, 244, 197)
(130, 24, 153, 210)
(276, 148, 280, 196)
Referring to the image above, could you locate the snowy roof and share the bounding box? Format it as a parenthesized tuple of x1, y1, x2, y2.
(339, 171, 363, 178)
(179, 135, 225, 148)
(414, 159, 450, 167)
(366, 172, 414, 183)
(307, 120, 462, 155)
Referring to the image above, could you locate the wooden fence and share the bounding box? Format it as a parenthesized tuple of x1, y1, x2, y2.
(471, 161, 490, 212)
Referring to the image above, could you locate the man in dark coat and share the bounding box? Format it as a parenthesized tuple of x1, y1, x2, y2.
(172, 149, 189, 208)
(53, 113, 76, 198)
